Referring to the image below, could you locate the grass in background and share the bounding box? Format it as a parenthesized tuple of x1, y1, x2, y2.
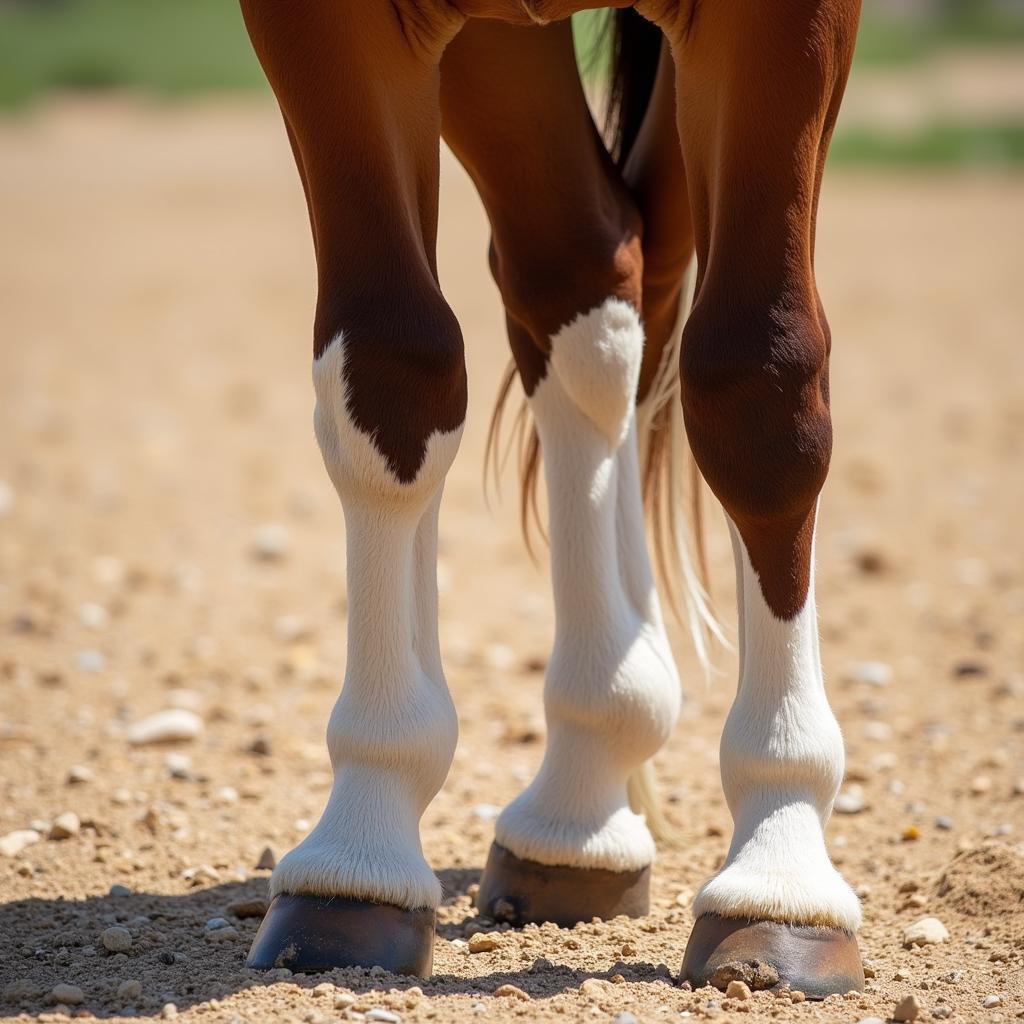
(0, 0, 1022, 170)
(0, 0, 265, 107)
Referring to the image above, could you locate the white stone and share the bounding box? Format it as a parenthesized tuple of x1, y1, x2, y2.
(983, 995, 1003, 1008)
(66, 765, 94, 785)
(101, 926, 132, 952)
(843, 661, 893, 687)
(117, 979, 142, 1001)
(49, 811, 81, 839)
(903, 917, 949, 947)
(76, 649, 106, 672)
(50, 984, 84, 1005)
(251, 523, 290, 561)
(127, 709, 203, 745)
(78, 603, 110, 629)
(834, 786, 867, 814)
(0, 829, 41, 857)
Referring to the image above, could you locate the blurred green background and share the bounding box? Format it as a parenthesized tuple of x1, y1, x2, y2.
(0, 0, 1021, 168)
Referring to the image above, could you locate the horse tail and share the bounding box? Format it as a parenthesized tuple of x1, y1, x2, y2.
(606, 8, 662, 169)
(609, 10, 725, 838)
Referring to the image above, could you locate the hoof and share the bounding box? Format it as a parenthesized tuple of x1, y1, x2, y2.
(681, 913, 864, 999)
(246, 893, 435, 976)
(475, 841, 649, 928)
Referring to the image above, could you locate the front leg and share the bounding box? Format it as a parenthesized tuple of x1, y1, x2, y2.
(238, 0, 467, 975)
(640, 0, 866, 997)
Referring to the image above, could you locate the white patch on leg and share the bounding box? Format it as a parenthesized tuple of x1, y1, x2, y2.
(269, 334, 462, 911)
(495, 299, 682, 872)
(692, 520, 862, 931)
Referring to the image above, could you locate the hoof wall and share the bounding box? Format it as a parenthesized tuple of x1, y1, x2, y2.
(246, 893, 435, 976)
(681, 914, 864, 999)
(475, 842, 649, 928)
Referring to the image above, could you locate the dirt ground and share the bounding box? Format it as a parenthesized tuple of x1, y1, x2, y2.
(1, 100, 1022, 1024)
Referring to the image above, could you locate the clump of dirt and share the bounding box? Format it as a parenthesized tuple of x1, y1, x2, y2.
(934, 841, 1024, 918)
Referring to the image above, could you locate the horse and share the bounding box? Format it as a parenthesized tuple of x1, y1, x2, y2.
(238, 0, 864, 998)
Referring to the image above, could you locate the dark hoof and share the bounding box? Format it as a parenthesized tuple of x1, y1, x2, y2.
(475, 841, 649, 928)
(681, 913, 864, 999)
(246, 893, 435, 976)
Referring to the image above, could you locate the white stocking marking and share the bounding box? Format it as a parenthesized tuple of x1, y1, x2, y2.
(692, 519, 861, 931)
(269, 335, 461, 911)
(495, 299, 681, 872)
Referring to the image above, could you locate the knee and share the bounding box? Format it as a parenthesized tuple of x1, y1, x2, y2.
(313, 288, 466, 500)
(679, 291, 832, 525)
(489, 223, 643, 355)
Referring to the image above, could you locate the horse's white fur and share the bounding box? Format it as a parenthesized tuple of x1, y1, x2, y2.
(269, 334, 461, 911)
(495, 299, 682, 871)
(692, 519, 861, 931)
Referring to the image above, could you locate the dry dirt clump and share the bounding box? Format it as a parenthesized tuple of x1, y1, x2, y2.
(935, 841, 1024, 919)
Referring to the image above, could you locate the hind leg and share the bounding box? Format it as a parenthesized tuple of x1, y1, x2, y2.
(441, 20, 682, 927)
(239, 0, 467, 975)
(638, 0, 865, 996)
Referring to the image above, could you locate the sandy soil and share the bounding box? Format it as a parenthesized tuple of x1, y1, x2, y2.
(0, 100, 1022, 1024)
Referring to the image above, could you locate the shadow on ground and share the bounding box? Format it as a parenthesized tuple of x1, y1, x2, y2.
(0, 868, 679, 1018)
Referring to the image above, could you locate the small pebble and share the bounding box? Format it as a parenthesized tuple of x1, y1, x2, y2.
(162, 1002, 178, 1019)
(109, 883, 132, 897)
(935, 816, 954, 830)
(613, 1014, 638, 1024)
(127, 709, 203, 745)
(970, 775, 992, 795)
(492, 984, 530, 1000)
(932, 1007, 953, 1019)
(50, 984, 84, 1005)
(0, 829, 41, 858)
(78, 602, 109, 629)
(66, 765, 94, 785)
(893, 994, 922, 1022)
(101, 926, 133, 952)
(76, 649, 106, 672)
(844, 660, 893, 686)
(857, 1019, 886, 1024)
(904, 917, 949, 947)
(165, 752, 192, 779)
(468, 932, 501, 953)
(49, 811, 81, 840)
(365, 1011, 401, 1023)
(834, 786, 867, 814)
(227, 897, 268, 919)
(205, 916, 231, 930)
(251, 523, 290, 561)
(983, 995, 1002, 1008)
(255, 846, 276, 870)
(725, 980, 752, 1000)
(117, 980, 142, 1001)
(207, 925, 240, 942)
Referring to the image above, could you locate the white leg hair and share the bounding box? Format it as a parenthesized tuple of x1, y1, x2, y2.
(269, 335, 461, 911)
(692, 518, 861, 931)
(495, 299, 681, 872)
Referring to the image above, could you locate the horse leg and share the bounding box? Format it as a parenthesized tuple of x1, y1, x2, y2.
(441, 20, 682, 927)
(636, 0, 865, 996)
(238, 0, 466, 975)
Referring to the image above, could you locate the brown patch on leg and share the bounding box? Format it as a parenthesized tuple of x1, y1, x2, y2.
(681, 914, 864, 999)
(246, 893, 435, 976)
(475, 842, 650, 928)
